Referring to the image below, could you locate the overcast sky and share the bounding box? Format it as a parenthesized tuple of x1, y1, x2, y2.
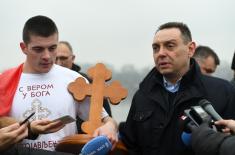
(1, 0, 235, 71)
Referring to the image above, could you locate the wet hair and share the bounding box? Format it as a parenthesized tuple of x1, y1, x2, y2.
(156, 22, 192, 44)
(194, 45, 220, 65)
(23, 15, 58, 44)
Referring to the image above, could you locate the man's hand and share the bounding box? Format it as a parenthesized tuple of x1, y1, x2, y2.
(215, 119, 235, 134)
(0, 117, 18, 128)
(93, 117, 118, 150)
(30, 119, 65, 135)
(0, 123, 28, 152)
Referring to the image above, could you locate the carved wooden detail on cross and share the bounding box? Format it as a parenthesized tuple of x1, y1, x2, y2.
(68, 63, 128, 135)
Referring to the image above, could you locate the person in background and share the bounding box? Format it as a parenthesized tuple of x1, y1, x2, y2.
(193, 45, 220, 75)
(0, 15, 118, 151)
(55, 41, 81, 73)
(120, 22, 235, 155)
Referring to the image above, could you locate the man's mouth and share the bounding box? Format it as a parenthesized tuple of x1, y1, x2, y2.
(41, 63, 52, 67)
(158, 62, 170, 68)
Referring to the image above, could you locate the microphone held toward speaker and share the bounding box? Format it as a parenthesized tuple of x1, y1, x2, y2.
(80, 135, 112, 155)
(181, 99, 225, 146)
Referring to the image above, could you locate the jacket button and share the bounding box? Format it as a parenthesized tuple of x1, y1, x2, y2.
(139, 114, 144, 120)
(158, 123, 164, 128)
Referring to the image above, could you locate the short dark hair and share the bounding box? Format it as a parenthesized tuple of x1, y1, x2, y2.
(194, 45, 220, 65)
(59, 41, 73, 54)
(23, 15, 58, 44)
(156, 22, 192, 44)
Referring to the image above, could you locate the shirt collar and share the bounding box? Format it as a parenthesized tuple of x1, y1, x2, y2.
(163, 77, 182, 93)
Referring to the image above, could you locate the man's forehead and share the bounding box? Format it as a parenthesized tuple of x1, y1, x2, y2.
(153, 28, 181, 43)
(28, 34, 58, 47)
(204, 56, 217, 68)
(57, 43, 71, 55)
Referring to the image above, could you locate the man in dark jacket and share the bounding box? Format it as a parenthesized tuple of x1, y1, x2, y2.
(120, 22, 235, 155)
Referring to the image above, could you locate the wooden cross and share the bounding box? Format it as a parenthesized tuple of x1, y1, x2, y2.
(68, 63, 128, 135)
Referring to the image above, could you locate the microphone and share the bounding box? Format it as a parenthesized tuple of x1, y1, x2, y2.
(199, 99, 222, 121)
(179, 115, 192, 133)
(181, 132, 191, 146)
(180, 118, 197, 146)
(80, 135, 112, 155)
(180, 115, 193, 146)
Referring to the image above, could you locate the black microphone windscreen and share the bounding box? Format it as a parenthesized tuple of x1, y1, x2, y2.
(199, 99, 222, 121)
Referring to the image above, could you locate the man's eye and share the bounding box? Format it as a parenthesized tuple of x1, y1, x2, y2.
(56, 56, 69, 61)
(166, 44, 175, 50)
(152, 46, 159, 53)
(49, 47, 57, 52)
(33, 48, 44, 53)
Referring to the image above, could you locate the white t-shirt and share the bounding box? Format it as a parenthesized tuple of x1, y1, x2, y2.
(10, 64, 108, 151)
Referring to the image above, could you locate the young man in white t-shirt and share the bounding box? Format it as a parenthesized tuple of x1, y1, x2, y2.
(0, 15, 118, 151)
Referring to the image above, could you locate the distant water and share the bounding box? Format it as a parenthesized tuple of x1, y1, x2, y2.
(110, 100, 131, 124)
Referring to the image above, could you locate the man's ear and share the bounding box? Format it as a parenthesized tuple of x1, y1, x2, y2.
(72, 55, 75, 62)
(20, 42, 27, 55)
(188, 41, 196, 58)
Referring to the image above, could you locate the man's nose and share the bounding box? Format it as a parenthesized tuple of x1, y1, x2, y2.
(158, 47, 165, 54)
(158, 47, 167, 56)
(42, 50, 51, 59)
(55, 58, 62, 65)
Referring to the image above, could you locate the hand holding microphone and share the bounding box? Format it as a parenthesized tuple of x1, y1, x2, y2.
(214, 119, 235, 134)
(199, 99, 229, 132)
(181, 99, 223, 147)
(80, 135, 112, 155)
(186, 99, 235, 155)
(92, 120, 118, 150)
(184, 99, 224, 132)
